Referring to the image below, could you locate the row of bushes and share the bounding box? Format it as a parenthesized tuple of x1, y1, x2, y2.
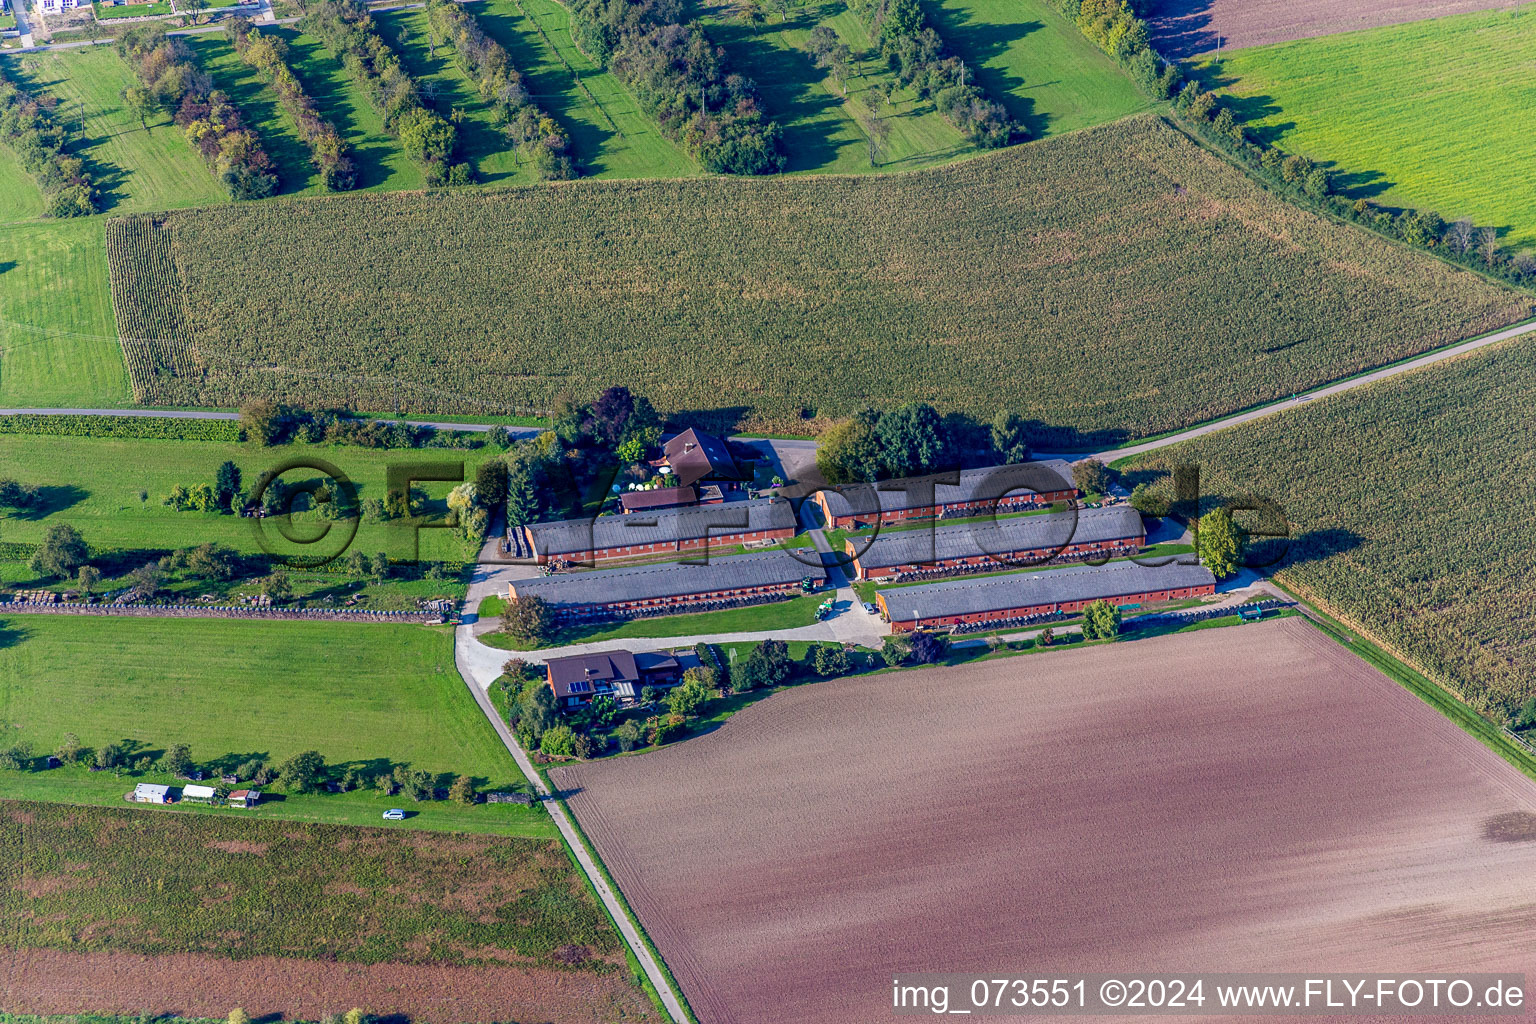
(0, 413, 242, 442)
(0, 62, 97, 217)
(239, 399, 516, 449)
(424, 0, 574, 181)
(569, 0, 783, 174)
(118, 26, 279, 200)
(300, 0, 469, 185)
(228, 19, 357, 191)
(848, 0, 1018, 147)
(1053, 0, 1536, 287)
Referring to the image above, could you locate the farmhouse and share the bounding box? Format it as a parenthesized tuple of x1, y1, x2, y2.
(546, 648, 703, 708)
(813, 461, 1079, 530)
(661, 428, 746, 489)
(521, 498, 797, 564)
(847, 506, 1146, 580)
(510, 551, 824, 621)
(132, 783, 171, 804)
(878, 560, 1217, 632)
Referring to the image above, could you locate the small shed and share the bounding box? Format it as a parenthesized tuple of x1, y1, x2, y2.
(182, 784, 217, 803)
(227, 789, 261, 809)
(133, 783, 171, 804)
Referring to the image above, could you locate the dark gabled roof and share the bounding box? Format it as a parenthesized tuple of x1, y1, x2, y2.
(620, 485, 698, 511)
(879, 560, 1217, 622)
(514, 551, 824, 608)
(664, 428, 743, 487)
(525, 498, 796, 557)
(545, 650, 642, 699)
(818, 460, 1078, 520)
(853, 506, 1145, 571)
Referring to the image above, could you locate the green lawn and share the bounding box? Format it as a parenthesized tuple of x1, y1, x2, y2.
(925, 0, 1151, 138)
(93, 0, 175, 18)
(1193, 5, 1536, 243)
(705, 0, 972, 174)
(0, 141, 45, 223)
(272, 25, 426, 192)
(14, 45, 227, 213)
(0, 434, 495, 565)
(487, 0, 696, 178)
(0, 220, 132, 407)
(182, 33, 325, 196)
(0, 616, 550, 836)
(484, 591, 825, 649)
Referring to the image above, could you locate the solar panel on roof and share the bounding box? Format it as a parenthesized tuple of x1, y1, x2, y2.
(569, 680, 591, 693)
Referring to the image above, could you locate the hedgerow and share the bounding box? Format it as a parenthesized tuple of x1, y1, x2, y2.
(228, 18, 356, 191)
(300, 0, 467, 185)
(0, 61, 97, 217)
(848, 0, 1018, 147)
(117, 25, 279, 200)
(0, 414, 242, 442)
(568, 0, 782, 174)
(1124, 338, 1536, 719)
(103, 116, 1530, 440)
(424, 0, 574, 180)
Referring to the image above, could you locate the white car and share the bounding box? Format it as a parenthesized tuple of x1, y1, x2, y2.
(862, 601, 879, 615)
(382, 808, 406, 821)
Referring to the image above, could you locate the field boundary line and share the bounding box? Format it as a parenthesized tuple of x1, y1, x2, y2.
(451, 620, 693, 1022)
(511, 0, 623, 137)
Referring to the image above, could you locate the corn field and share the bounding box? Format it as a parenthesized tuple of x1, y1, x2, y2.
(105, 115, 1529, 439)
(1129, 338, 1536, 717)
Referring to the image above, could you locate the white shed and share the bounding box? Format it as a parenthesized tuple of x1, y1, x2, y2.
(182, 784, 217, 802)
(133, 783, 171, 804)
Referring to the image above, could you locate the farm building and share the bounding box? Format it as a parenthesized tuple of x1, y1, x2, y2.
(132, 783, 171, 804)
(546, 648, 703, 708)
(878, 560, 1217, 632)
(846, 506, 1146, 580)
(620, 485, 698, 513)
(227, 789, 261, 808)
(660, 428, 747, 488)
(510, 551, 824, 621)
(521, 498, 797, 564)
(181, 784, 217, 803)
(813, 461, 1079, 530)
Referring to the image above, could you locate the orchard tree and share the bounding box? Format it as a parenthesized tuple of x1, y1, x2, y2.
(449, 774, 477, 805)
(161, 742, 194, 777)
(215, 461, 242, 511)
(666, 675, 713, 717)
(277, 750, 326, 793)
(30, 523, 90, 580)
(1197, 506, 1247, 580)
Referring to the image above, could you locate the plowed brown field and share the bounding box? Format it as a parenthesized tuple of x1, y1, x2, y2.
(1149, 0, 1536, 57)
(554, 619, 1536, 1024)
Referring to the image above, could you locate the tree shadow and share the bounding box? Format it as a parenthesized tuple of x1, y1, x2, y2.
(0, 619, 30, 650)
(273, 28, 404, 191)
(200, 750, 273, 777)
(4, 58, 135, 212)
(1143, 0, 1219, 60)
(663, 406, 753, 434)
(0, 261, 15, 276)
(182, 34, 317, 195)
(922, 4, 1042, 135)
(6, 484, 88, 520)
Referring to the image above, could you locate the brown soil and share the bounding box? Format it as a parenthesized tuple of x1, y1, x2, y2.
(1149, 0, 1536, 57)
(555, 618, 1536, 1024)
(205, 839, 269, 855)
(0, 950, 656, 1024)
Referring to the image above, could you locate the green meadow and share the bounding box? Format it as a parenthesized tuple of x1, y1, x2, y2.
(1194, 5, 1536, 243)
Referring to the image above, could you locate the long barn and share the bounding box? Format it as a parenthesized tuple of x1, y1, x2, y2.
(846, 506, 1145, 580)
(521, 498, 798, 564)
(813, 460, 1078, 530)
(877, 560, 1217, 632)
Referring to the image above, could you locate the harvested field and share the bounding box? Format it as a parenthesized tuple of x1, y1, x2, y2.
(1148, 0, 1535, 58)
(103, 115, 1529, 443)
(0, 950, 651, 1023)
(553, 619, 1536, 1024)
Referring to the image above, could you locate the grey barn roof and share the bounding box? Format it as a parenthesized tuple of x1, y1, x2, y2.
(818, 460, 1077, 519)
(525, 497, 797, 557)
(879, 560, 1217, 622)
(514, 551, 824, 607)
(853, 506, 1145, 571)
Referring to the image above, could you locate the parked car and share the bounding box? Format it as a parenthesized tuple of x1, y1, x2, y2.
(382, 808, 406, 821)
(862, 601, 878, 616)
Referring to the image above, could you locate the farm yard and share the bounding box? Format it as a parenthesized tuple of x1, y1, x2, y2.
(1124, 335, 1536, 720)
(0, 616, 543, 836)
(104, 115, 1529, 441)
(554, 619, 1536, 1024)
(1146, 0, 1533, 57)
(1189, 6, 1536, 244)
(0, 801, 655, 1023)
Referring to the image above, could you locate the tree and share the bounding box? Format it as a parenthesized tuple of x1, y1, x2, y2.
(587, 385, 635, 447)
(816, 414, 882, 484)
(1129, 482, 1169, 518)
(1072, 458, 1110, 497)
(876, 403, 949, 477)
(1081, 599, 1121, 641)
(1037, 627, 1054, 647)
(0, 742, 32, 771)
(1513, 696, 1536, 730)
(666, 676, 713, 717)
(183, 0, 208, 22)
(990, 411, 1031, 464)
(369, 552, 391, 584)
(95, 742, 125, 770)
(812, 643, 850, 677)
(589, 694, 620, 726)
(228, 1010, 252, 1024)
(30, 523, 90, 580)
(473, 459, 507, 508)
(502, 595, 552, 645)
(1480, 226, 1500, 266)
(123, 85, 156, 130)
(0, 479, 40, 510)
(1446, 218, 1475, 254)
(161, 742, 194, 777)
(277, 750, 326, 793)
(880, 635, 911, 667)
(865, 111, 890, 165)
(56, 732, 83, 764)
(540, 723, 577, 757)
(1196, 506, 1247, 580)
(449, 774, 476, 805)
(76, 565, 101, 594)
(239, 399, 284, 445)
(259, 571, 292, 603)
(908, 630, 948, 664)
(612, 719, 644, 752)
(215, 461, 242, 511)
